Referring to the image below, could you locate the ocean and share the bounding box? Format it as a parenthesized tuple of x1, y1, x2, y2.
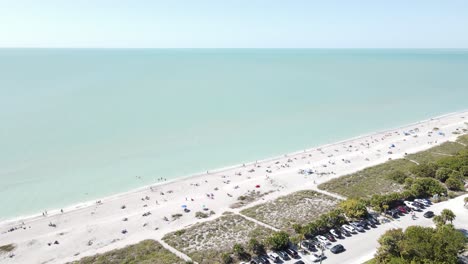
(0, 49, 467, 220)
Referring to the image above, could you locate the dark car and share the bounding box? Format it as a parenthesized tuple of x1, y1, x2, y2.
(286, 248, 299, 259)
(276, 251, 289, 261)
(413, 201, 425, 208)
(385, 209, 399, 218)
(259, 255, 270, 264)
(359, 219, 373, 228)
(301, 240, 316, 251)
(366, 216, 378, 226)
(423, 211, 434, 218)
(340, 227, 351, 236)
(330, 244, 345, 254)
(250, 257, 261, 264)
(293, 261, 305, 264)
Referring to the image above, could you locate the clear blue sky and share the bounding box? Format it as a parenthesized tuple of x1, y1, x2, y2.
(1, 0, 467, 48)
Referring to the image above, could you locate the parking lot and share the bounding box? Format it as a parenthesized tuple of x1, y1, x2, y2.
(257, 194, 468, 264)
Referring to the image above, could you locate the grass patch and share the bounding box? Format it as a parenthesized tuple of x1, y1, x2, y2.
(456, 134, 468, 145)
(69, 240, 185, 264)
(163, 214, 272, 264)
(0, 244, 16, 254)
(230, 190, 275, 209)
(405, 141, 466, 164)
(240, 190, 338, 231)
(319, 159, 415, 198)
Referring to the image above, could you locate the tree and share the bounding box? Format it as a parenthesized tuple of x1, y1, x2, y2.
(374, 223, 466, 263)
(410, 178, 447, 197)
(464, 196, 468, 206)
(440, 209, 456, 224)
(247, 238, 264, 255)
(460, 165, 468, 177)
(432, 215, 445, 227)
(375, 228, 405, 263)
(399, 226, 436, 262)
(266, 231, 290, 251)
(435, 167, 452, 182)
(410, 163, 437, 178)
(445, 176, 464, 191)
(431, 224, 467, 264)
(339, 199, 368, 219)
(387, 170, 408, 184)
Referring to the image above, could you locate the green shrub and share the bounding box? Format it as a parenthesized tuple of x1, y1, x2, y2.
(445, 177, 464, 191)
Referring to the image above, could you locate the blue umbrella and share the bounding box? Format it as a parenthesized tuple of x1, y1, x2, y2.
(181, 205, 187, 208)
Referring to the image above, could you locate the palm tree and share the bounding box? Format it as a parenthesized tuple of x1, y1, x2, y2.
(440, 209, 456, 224)
(432, 215, 445, 227)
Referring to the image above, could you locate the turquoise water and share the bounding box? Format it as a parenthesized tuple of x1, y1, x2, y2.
(0, 49, 467, 220)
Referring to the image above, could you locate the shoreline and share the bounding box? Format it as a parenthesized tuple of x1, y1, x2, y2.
(1, 110, 467, 264)
(2, 109, 466, 226)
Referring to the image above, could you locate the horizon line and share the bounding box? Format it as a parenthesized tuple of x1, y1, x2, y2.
(1, 47, 468, 50)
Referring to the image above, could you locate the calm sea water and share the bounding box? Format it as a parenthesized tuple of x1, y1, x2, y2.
(0, 49, 467, 220)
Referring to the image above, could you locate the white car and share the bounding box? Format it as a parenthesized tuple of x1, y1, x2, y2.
(268, 252, 280, 263)
(415, 198, 430, 206)
(342, 224, 356, 233)
(316, 235, 329, 244)
(309, 253, 326, 263)
(404, 201, 420, 211)
(330, 229, 340, 238)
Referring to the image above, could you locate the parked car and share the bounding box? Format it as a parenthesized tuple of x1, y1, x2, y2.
(423, 211, 434, 218)
(404, 201, 421, 211)
(385, 209, 400, 218)
(316, 235, 329, 244)
(260, 255, 271, 264)
(415, 198, 430, 206)
(300, 241, 315, 252)
(402, 205, 412, 212)
(285, 248, 299, 259)
(268, 252, 280, 263)
(359, 219, 372, 228)
(330, 229, 342, 238)
(396, 206, 408, 214)
(342, 224, 356, 234)
(325, 233, 336, 242)
(330, 244, 345, 254)
(412, 201, 425, 208)
(310, 253, 327, 263)
(250, 257, 261, 264)
(293, 261, 305, 264)
(350, 222, 365, 232)
(367, 215, 379, 225)
(340, 227, 351, 236)
(276, 251, 289, 261)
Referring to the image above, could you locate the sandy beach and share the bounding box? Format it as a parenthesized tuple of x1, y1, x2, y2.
(0, 111, 467, 264)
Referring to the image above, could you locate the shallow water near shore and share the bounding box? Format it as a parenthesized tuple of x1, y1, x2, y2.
(0, 49, 467, 220)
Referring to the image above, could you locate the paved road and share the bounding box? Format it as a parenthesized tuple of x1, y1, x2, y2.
(271, 194, 467, 264)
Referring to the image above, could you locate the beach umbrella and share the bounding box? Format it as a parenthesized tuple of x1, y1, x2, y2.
(391, 144, 395, 148)
(181, 205, 187, 208)
(255, 185, 260, 188)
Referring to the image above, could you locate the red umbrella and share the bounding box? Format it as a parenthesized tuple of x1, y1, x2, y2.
(255, 185, 260, 188)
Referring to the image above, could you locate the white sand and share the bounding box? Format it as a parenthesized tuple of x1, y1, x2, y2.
(0, 111, 467, 264)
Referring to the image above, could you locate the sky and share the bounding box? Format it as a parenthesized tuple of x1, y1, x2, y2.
(0, 0, 467, 48)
